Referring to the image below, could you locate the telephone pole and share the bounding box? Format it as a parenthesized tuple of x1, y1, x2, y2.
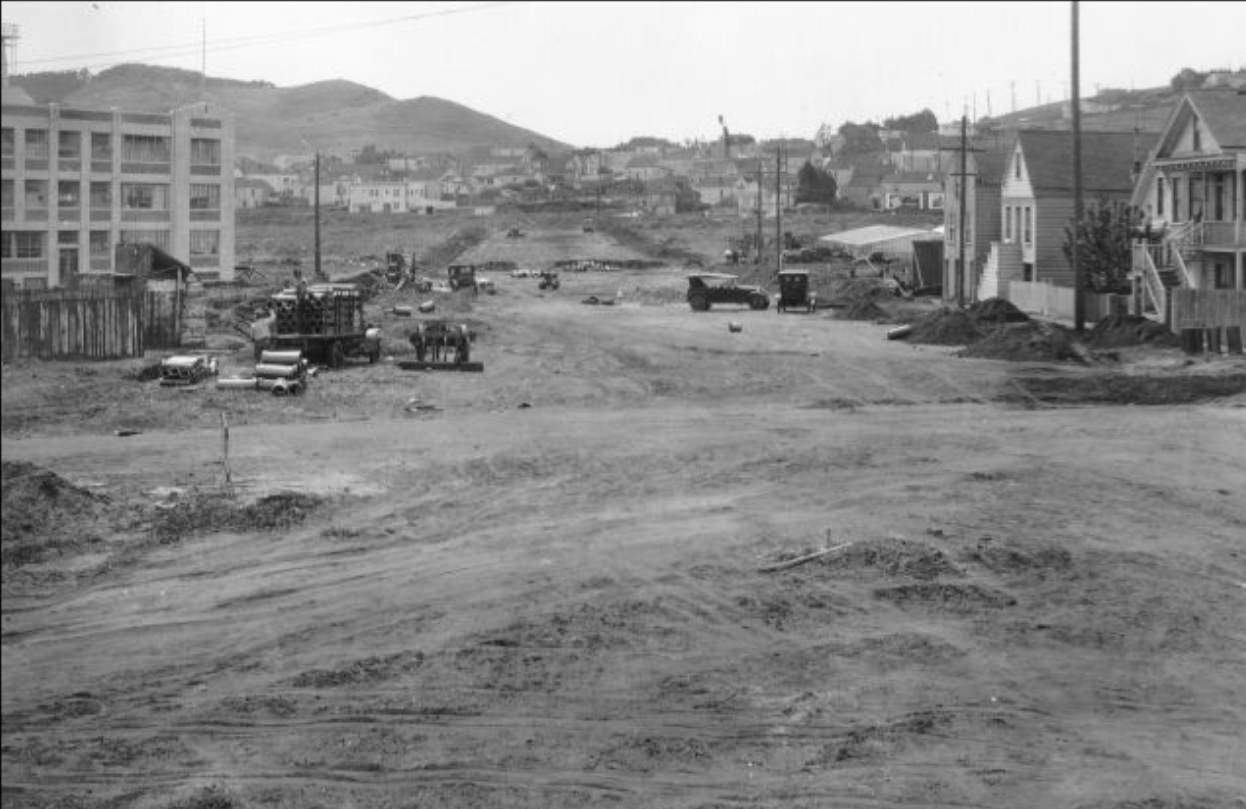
(756, 153, 763, 264)
(775, 142, 783, 272)
(314, 152, 322, 279)
(957, 115, 968, 306)
(1071, 0, 1085, 331)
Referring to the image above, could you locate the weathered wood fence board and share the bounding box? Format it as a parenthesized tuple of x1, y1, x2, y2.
(1170, 289, 1246, 331)
(1, 287, 150, 360)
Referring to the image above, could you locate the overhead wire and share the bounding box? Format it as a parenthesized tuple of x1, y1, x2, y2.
(15, 1, 513, 73)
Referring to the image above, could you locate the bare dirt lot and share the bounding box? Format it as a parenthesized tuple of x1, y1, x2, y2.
(3, 213, 1246, 809)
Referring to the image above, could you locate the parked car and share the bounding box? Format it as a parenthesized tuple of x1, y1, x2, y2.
(685, 273, 770, 312)
(776, 269, 817, 313)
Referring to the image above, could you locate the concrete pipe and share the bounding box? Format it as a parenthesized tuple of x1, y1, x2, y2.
(260, 350, 303, 365)
(216, 377, 259, 390)
(254, 363, 302, 379)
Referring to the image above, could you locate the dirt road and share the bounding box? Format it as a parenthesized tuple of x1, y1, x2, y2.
(3, 221, 1245, 809)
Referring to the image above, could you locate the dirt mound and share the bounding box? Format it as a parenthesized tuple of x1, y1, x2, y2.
(829, 277, 896, 306)
(907, 308, 983, 345)
(2, 461, 109, 567)
(966, 540, 1072, 579)
(292, 652, 425, 688)
(873, 583, 1016, 612)
(151, 490, 323, 544)
(958, 321, 1081, 362)
(836, 297, 888, 321)
(817, 538, 961, 580)
(1086, 314, 1181, 348)
(1005, 372, 1246, 405)
(968, 297, 1030, 324)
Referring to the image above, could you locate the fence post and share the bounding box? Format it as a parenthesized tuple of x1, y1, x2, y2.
(220, 412, 234, 497)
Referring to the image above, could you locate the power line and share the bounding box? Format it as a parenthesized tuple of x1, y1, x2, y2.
(16, 2, 512, 72)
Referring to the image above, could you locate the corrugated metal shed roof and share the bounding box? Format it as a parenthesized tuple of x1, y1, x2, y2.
(818, 225, 934, 247)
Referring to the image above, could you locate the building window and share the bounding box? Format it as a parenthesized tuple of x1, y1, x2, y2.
(25, 179, 48, 208)
(25, 129, 49, 158)
(1023, 262, 1034, 282)
(1, 179, 13, 208)
(121, 183, 169, 210)
(1192, 118, 1201, 151)
(189, 183, 220, 210)
(120, 229, 170, 249)
(2, 127, 13, 157)
(58, 230, 78, 245)
(90, 230, 111, 256)
(3, 231, 46, 258)
(189, 230, 219, 256)
(1023, 206, 1032, 244)
(190, 138, 221, 166)
(1004, 205, 1012, 241)
(1156, 177, 1164, 216)
(1014, 156, 1021, 179)
(58, 181, 81, 207)
(121, 134, 171, 162)
(58, 130, 81, 159)
(91, 132, 112, 160)
(90, 182, 112, 209)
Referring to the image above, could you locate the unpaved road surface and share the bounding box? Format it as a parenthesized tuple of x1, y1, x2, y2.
(3, 222, 1246, 809)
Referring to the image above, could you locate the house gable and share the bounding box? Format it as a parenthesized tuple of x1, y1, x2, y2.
(1001, 143, 1034, 198)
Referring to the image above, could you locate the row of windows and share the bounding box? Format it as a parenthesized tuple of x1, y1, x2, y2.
(1, 128, 220, 165)
(2, 180, 221, 210)
(1, 228, 220, 258)
(1003, 205, 1033, 245)
(1155, 172, 1240, 221)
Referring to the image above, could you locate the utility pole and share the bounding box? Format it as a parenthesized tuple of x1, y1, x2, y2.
(957, 115, 968, 307)
(775, 142, 783, 273)
(756, 153, 763, 264)
(1071, 0, 1085, 332)
(314, 152, 322, 280)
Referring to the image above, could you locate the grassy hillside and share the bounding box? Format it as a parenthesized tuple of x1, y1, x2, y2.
(982, 85, 1179, 133)
(8, 64, 574, 160)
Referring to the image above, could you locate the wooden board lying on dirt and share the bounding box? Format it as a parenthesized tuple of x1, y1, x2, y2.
(396, 360, 484, 373)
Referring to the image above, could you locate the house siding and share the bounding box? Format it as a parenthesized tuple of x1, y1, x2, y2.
(1035, 198, 1074, 287)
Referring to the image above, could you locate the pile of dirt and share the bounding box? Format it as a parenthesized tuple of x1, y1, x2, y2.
(828, 277, 896, 307)
(1, 461, 110, 567)
(968, 297, 1030, 324)
(837, 297, 889, 321)
(965, 540, 1073, 579)
(151, 490, 323, 544)
(958, 321, 1081, 362)
(816, 538, 961, 580)
(873, 582, 1017, 612)
(1085, 314, 1181, 349)
(907, 308, 983, 345)
(1004, 371, 1246, 406)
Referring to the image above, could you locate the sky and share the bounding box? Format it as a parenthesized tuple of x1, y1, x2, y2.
(4, 1, 1244, 149)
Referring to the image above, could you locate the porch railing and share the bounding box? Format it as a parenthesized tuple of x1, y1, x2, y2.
(1172, 245, 1196, 289)
(1134, 243, 1167, 320)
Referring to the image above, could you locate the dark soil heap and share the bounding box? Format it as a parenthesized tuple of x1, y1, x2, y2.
(1085, 314, 1181, 349)
(959, 321, 1081, 362)
(1, 461, 109, 567)
(907, 308, 983, 345)
(967, 297, 1030, 324)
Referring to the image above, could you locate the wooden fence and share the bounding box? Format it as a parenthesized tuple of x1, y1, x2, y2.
(1004, 280, 1118, 323)
(1, 287, 148, 361)
(1170, 289, 1246, 331)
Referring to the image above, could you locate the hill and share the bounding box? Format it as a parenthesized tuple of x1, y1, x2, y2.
(980, 85, 1179, 134)
(8, 64, 574, 161)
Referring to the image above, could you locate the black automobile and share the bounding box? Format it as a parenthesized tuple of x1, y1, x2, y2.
(776, 269, 817, 313)
(686, 273, 770, 311)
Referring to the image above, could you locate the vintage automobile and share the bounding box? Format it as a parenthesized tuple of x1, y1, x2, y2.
(447, 264, 478, 291)
(685, 272, 770, 312)
(159, 354, 218, 386)
(476, 276, 497, 294)
(538, 270, 560, 290)
(776, 269, 818, 313)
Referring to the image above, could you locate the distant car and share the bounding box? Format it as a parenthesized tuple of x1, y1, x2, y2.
(477, 277, 497, 294)
(538, 270, 560, 290)
(686, 273, 770, 312)
(447, 264, 477, 291)
(510, 267, 535, 278)
(776, 269, 817, 313)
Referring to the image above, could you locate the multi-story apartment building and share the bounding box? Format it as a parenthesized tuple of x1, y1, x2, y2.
(2, 99, 236, 288)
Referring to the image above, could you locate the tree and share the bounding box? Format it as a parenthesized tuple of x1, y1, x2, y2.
(795, 160, 838, 206)
(1062, 196, 1144, 294)
(883, 108, 938, 134)
(836, 121, 882, 154)
(1169, 67, 1208, 92)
